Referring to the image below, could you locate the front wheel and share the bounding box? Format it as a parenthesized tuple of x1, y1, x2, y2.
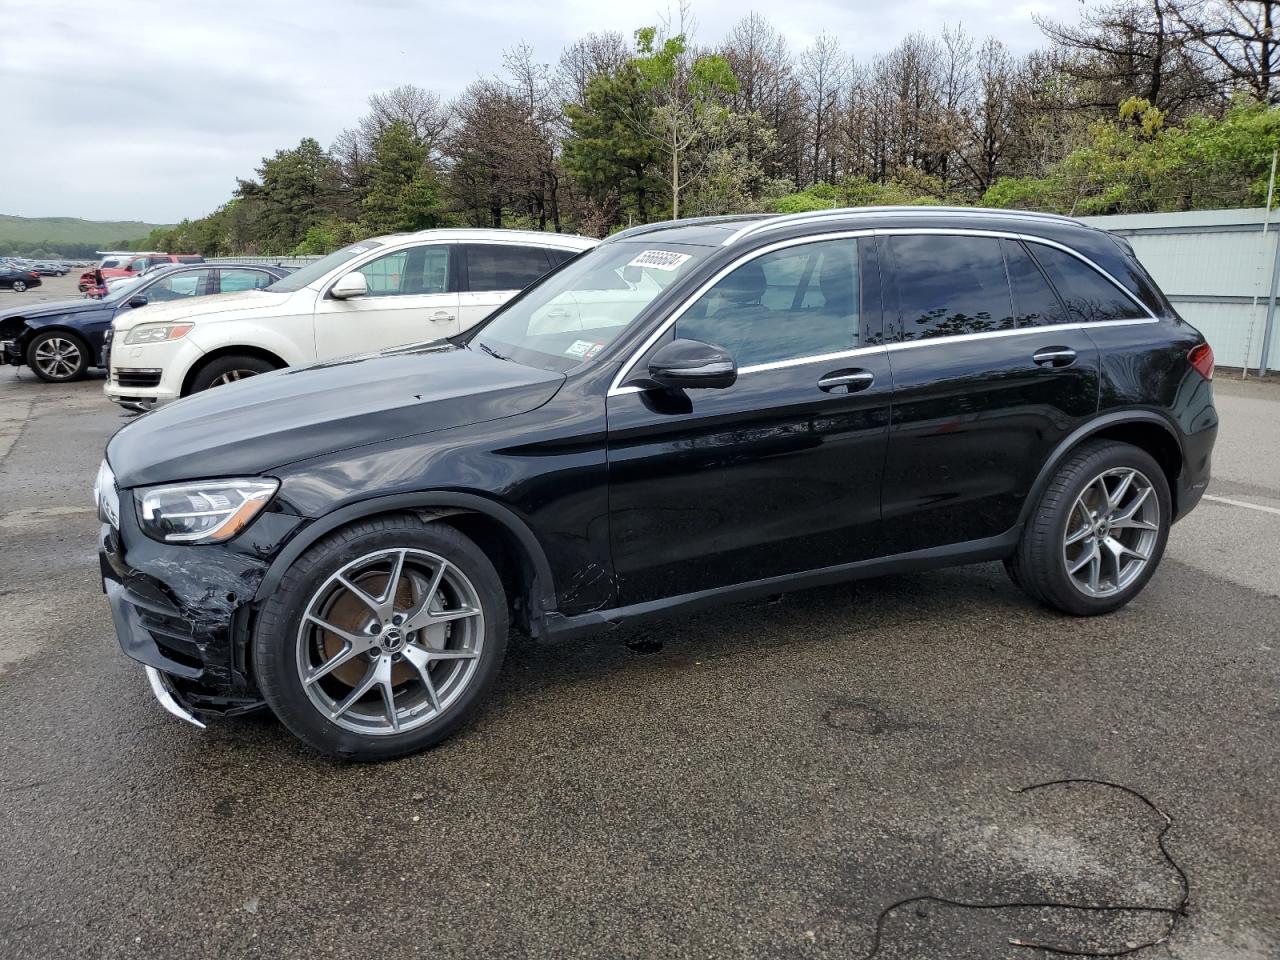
(252, 516, 509, 760)
(186, 354, 276, 394)
(1007, 440, 1171, 616)
(27, 330, 89, 382)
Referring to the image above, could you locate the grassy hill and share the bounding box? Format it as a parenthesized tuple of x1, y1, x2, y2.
(0, 214, 171, 258)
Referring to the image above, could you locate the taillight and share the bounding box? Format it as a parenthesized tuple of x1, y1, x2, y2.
(1188, 342, 1214, 380)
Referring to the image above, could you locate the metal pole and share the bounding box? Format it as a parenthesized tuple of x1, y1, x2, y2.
(1259, 153, 1280, 377)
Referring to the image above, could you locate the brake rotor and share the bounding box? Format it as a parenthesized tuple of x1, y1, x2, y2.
(319, 573, 418, 688)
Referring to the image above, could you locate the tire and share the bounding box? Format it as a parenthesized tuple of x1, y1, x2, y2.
(187, 354, 276, 394)
(12, 280, 26, 293)
(26, 330, 90, 382)
(1007, 440, 1171, 616)
(252, 515, 509, 760)
(56, 271, 65, 277)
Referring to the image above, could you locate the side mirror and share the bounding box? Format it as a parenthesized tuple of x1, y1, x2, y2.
(127, 295, 148, 309)
(330, 271, 368, 300)
(647, 338, 737, 390)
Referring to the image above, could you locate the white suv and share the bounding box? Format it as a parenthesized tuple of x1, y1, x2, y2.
(105, 229, 597, 408)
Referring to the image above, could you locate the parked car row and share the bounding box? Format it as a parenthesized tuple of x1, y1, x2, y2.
(82, 209, 1217, 761)
(77, 251, 204, 292)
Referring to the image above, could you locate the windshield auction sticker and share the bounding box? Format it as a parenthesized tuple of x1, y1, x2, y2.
(626, 250, 692, 271)
(565, 339, 603, 358)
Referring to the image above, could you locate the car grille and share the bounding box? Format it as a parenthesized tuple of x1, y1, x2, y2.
(115, 368, 162, 388)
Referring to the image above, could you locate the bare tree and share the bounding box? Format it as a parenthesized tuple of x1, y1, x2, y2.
(1170, 0, 1280, 103)
(799, 33, 847, 184)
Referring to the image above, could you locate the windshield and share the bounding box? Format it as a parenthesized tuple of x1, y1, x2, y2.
(266, 239, 383, 293)
(470, 241, 708, 372)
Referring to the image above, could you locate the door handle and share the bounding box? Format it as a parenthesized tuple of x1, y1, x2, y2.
(817, 369, 875, 393)
(1033, 346, 1077, 367)
(428, 311, 456, 323)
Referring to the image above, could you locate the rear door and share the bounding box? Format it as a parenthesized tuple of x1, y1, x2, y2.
(879, 232, 1101, 554)
(457, 244, 555, 331)
(605, 235, 893, 603)
(312, 242, 458, 358)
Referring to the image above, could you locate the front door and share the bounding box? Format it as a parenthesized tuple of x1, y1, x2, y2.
(605, 235, 893, 605)
(456, 243, 558, 332)
(879, 233, 1101, 554)
(313, 243, 458, 359)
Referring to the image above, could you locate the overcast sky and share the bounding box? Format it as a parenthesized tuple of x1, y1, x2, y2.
(1, 0, 1077, 224)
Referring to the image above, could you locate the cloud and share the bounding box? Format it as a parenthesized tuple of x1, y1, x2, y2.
(0, 0, 1078, 222)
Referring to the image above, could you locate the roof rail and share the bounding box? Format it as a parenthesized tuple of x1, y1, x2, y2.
(603, 214, 772, 244)
(721, 205, 1084, 245)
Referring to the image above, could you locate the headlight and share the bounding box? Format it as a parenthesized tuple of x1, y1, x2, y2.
(125, 322, 194, 345)
(135, 478, 278, 544)
(94, 459, 120, 527)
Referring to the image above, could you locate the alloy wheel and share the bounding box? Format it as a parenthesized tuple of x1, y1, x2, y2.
(210, 369, 259, 387)
(295, 548, 485, 736)
(32, 337, 82, 379)
(1062, 467, 1160, 598)
(13, 280, 26, 292)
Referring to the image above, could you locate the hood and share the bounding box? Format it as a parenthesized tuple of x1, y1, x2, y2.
(106, 343, 565, 488)
(111, 289, 291, 331)
(0, 297, 104, 322)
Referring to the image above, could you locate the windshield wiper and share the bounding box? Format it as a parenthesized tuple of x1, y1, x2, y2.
(476, 341, 510, 362)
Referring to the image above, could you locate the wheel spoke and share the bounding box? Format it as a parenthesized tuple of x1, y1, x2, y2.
(1093, 476, 1112, 512)
(1065, 520, 1093, 545)
(1087, 551, 1102, 593)
(1108, 470, 1135, 514)
(329, 663, 380, 720)
(384, 549, 407, 612)
(1068, 541, 1097, 575)
(337, 573, 386, 618)
(1112, 486, 1152, 523)
(374, 657, 399, 732)
(402, 645, 442, 712)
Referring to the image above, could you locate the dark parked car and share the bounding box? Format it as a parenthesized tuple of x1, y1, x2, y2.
(33, 262, 68, 276)
(98, 207, 1218, 760)
(0, 266, 41, 293)
(1, 263, 290, 382)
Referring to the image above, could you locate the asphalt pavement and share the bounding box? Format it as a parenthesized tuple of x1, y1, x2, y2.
(1, 278, 1277, 959)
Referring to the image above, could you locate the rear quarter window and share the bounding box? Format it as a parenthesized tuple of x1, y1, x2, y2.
(1027, 243, 1148, 323)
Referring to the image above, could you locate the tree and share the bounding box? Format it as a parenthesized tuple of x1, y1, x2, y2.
(563, 63, 665, 228)
(360, 121, 445, 233)
(629, 20, 739, 218)
(235, 138, 337, 252)
(1170, 0, 1280, 103)
(1037, 0, 1220, 118)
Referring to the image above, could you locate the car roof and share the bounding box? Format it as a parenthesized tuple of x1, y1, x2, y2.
(371, 228, 598, 250)
(598, 207, 1100, 249)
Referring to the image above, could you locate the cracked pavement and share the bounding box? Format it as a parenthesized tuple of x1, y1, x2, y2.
(1, 277, 1277, 959)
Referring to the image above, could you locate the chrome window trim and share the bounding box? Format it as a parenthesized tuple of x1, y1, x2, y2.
(608, 230, 873, 396)
(607, 227, 1158, 398)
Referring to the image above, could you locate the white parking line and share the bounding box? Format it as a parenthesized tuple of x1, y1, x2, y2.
(1202, 494, 1280, 517)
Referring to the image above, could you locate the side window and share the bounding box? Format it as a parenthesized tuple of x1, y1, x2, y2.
(146, 269, 210, 302)
(1001, 239, 1069, 327)
(545, 248, 578, 269)
(355, 245, 449, 297)
(674, 237, 860, 369)
(465, 244, 550, 293)
(890, 235, 1014, 340)
(219, 268, 274, 293)
(1026, 243, 1147, 323)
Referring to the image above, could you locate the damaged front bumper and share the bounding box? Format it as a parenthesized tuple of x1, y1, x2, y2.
(99, 485, 308, 723)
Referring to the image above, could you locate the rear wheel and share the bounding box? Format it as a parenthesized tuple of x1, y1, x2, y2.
(1007, 440, 1170, 616)
(27, 330, 89, 382)
(252, 516, 509, 760)
(12, 279, 27, 293)
(187, 354, 276, 394)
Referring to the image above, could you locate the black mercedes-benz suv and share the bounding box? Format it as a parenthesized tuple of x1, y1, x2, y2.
(97, 207, 1218, 760)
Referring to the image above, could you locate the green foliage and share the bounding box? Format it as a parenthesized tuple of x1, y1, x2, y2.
(772, 174, 947, 213)
(982, 99, 1280, 214)
(235, 138, 337, 250)
(359, 121, 446, 234)
(563, 64, 666, 223)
